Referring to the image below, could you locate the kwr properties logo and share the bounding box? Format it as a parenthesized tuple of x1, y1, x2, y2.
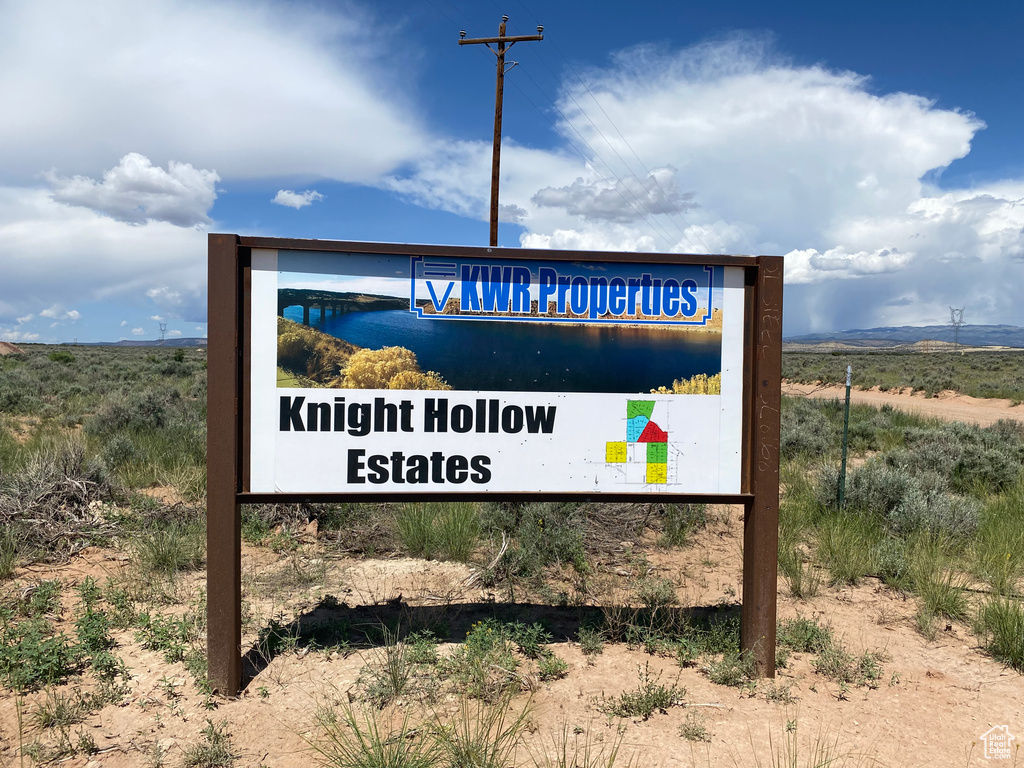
(411, 257, 714, 326)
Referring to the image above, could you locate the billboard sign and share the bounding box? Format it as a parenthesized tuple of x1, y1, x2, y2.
(248, 248, 746, 495)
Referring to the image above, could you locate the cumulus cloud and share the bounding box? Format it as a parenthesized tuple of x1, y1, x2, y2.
(0, 187, 207, 324)
(0, 329, 40, 342)
(48, 153, 218, 226)
(272, 189, 324, 209)
(388, 34, 1021, 331)
(131, 327, 145, 336)
(532, 167, 694, 223)
(39, 305, 81, 322)
(0, 0, 426, 183)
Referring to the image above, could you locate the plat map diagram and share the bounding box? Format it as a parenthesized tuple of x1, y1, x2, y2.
(605, 400, 672, 484)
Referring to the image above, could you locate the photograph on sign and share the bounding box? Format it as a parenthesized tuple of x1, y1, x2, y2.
(249, 248, 745, 495)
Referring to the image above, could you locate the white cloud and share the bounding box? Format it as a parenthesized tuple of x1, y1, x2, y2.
(0, 329, 40, 342)
(16, 314, 33, 325)
(150, 315, 165, 322)
(0, 0, 426, 183)
(532, 167, 695, 223)
(169, 329, 182, 336)
(272, 189, 324, 209)
(48, 153, 218, 226)
(120, 320, 128, 327)
(389, 35, 1022, 331)
(38, 305, 81, 322)
(131, 327, 145, 336)
(0, 187, 207, 324)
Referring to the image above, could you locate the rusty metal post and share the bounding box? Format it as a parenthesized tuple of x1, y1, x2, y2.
(207, 233, 243, 695)
(741, 255, 784, 677)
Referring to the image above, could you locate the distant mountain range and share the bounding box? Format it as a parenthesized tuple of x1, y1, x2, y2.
(785, 324, 1024, 348)
(83, 337, 208, 348)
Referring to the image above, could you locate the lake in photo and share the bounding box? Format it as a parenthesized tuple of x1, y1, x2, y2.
(283, 307, 721, 393)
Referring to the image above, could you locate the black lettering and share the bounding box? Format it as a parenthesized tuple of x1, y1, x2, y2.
(430, 451, 445, 483)
(470, 455, 491, 484)
(334, 397, 345, 431)
(451, 404, 473, 433)
(348, 403, 371, 436)
(280, 396, 305, 431)
(367, 454, 389, 484)
(399, 400, 414, 432)
(390, 451, 406, 484)
(501, 404, 524, 433)
(525, 405, 557, 433)
(446, 454, 469, 483)
(489, 398, 500, 433)
(406, 455, 429, 483)
(374, 398, 398, 432)
(307, 401, 330, 432)
(347, 449, 366, 483)
(424, 398, 448, 432)
(475, 399, 487, 433)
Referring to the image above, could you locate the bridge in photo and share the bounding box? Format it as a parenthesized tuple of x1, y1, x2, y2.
(277, 288, 407, 326)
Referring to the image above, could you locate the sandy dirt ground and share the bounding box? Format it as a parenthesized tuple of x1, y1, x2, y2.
(1, 394, 1022, 767)
(783, 381, 1024, 427)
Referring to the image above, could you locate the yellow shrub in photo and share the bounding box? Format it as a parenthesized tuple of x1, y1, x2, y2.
(651, 372, 722, 395)
(343, 346, 421, 389)
(388, 369, 452, 391)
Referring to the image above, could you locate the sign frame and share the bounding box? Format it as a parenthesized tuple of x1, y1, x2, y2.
(207, 233, 782, 694)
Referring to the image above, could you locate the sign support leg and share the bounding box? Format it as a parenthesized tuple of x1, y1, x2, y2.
(741, 255, 783, 677)
(207, 233, 243, 696)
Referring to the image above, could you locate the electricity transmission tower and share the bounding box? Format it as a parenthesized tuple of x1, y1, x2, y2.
(459, 16, 543, 246)
(948, 306, 965, 353)
(159, 322, 168, 344)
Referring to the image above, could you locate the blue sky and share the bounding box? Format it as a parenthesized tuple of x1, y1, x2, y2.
(1, 0, 1021, 343)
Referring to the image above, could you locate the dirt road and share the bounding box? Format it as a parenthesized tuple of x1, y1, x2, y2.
(783, 381, 1024, 427)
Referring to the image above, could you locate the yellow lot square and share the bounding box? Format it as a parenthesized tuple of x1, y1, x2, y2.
(606, 441, 628, 463)
(646, 462, 668, 484)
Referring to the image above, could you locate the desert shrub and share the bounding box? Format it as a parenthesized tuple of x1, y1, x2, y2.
(781, 397, 835, 459)
(86, 387, 177, 435)
(396, 502, 480, 562)
(0, 438, 114, 559)
(874, 538, 911, 589)
(481, 501, 588, 581)
(47, 350, 75, 364)
(599, 662, 684, 718)
(952, 444, 1021, 494)
(976, 598, 1024, 672)
(887, 487, 980, 539)
(101, 433, 140, 470)
(657, 502, 708, 547)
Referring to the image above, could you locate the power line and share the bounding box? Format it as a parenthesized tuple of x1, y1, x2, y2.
(426, 2, 699, 252)
(508, 2, 712, 252)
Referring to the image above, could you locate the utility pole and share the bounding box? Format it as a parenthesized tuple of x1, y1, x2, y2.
(459, 16, 543, 246)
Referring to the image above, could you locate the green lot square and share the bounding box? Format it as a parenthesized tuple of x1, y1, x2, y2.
(627, 400, 655, 420)
(646, 442, 668, 463)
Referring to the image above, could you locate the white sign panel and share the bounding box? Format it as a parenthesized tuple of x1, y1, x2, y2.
(249, 249, 745, 494)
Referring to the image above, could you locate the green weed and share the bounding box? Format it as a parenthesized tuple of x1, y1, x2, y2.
(598, 662, 684, 720)
(181, 720, 237, 768)
(311, 703, 439, 768)
(976, 598, 1024, 671)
